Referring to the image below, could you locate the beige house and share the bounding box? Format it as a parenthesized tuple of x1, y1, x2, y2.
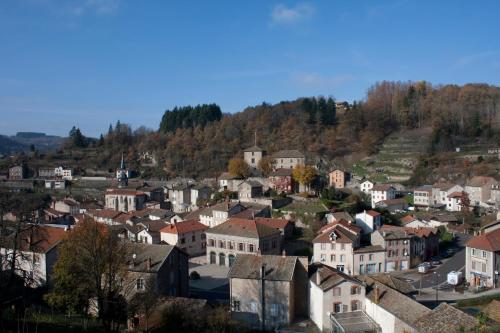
(271, 150, 305, 169)
(52, 198, 80, 215)
(105, 188, 147, 212)
(431, 183, 463, 206)
(328, 169, 348, 189)
(413, 185, 432, 207)
(465, 228, 500, 289)
(465, 176, 498, 207)
(244, 145, 264, 169)
(159, 220, 208, 256)
(228, 254, 308, 331)
(205, 218, 282, 267)
(371, 226, 411, 272)
(238, 180, 263, 201)
(309, 265, 365, 332)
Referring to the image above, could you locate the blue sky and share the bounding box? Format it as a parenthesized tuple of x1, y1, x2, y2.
(1, 0, 499, 137)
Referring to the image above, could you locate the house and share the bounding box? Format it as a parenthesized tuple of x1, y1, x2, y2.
(52, 198, 80, 215)
(271, 150, 305, 169)
(490, 184, 500, 208)
(0, 225, 66, 287)
(375, 198, 408, 212)
(136, 220, 168, 244)
(465, 176, 498, 207)
(465, 227, 500, 289)
(413, 185, 432, 208)
(44, 179, 67, 190)
(54, 166, 73, 180)
(205, 218, 282, 266)
(355, 210, 381, 234)
(218, 172, 242, 192)
(191, 201, 246, 227)
(363, 276, 431, 333)
(431, 183, 463, 207)
(371, 226, 411, 271)
(9, 165, 25, 180)
(446, 191, 463, 211)
(238, 180, 263, 201)
(167, 184, 192, 213)
(160, 220, 208, 256)
(412, 303, 478, 333)
(228, 254, 308, 331)
(328, 169, 349, 189)
(482, 219, 500, 233)
(136, 184, 165, 204)
(360, 180, 374, 194)
(254, 217, 294, 239)
(268, 168, 295, 193)
(86, 209, 124, 225)
(312, 221, 385, 275)
(370, 184, 396, 208)
(309, 265, 365, 332)
(124, 243, 189, 300)
(190, 185, 212, 209)
(38, 167, 56, 178)
(325, 211, 354, 225)
(244, 145, 264, 169)
(105, 188, 147, 213)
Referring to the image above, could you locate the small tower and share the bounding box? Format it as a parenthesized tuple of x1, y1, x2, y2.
(243, 130, 264, 169)
(117, 153, 128, 188)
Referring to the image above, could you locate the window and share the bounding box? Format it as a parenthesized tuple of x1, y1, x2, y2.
(249, 244, 255, 252)
(272, 239, 277, 248)
(340, 254, 345, 262)
(209, 239, 215, 247)
(250, 301, 257, 313)
(333, 287, 341, 296)
(333, 303, 342, 313)
(331, 254, 335, 262)
(369, 254, 374, 261)
(136, 278, 145, 291)
(351, 300, 360, 311)
(472, 248, 477, 256)
(359, 255, 364, 262)
(341, 244, 345, 250)
(238, 243, 244, 251)
(330, 243, 335, 250)
(229, 242, 234, 250)
(271, 304, 280, 317)
(482, 251, 487, 258)
(180, 238, 186, 244)
(321, 243, 326, 250)
(337, 265, 344, 272)
(351, 286, 360, 295)
(320, 254, 326, 262)
(359, 264, 364, 274)
(192, 235, 196, 242)
(219, 240, 225, 248)
(232, 298, 240, 311)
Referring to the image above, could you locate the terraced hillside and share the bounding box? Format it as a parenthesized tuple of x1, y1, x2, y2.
(352, 128, 432, 183)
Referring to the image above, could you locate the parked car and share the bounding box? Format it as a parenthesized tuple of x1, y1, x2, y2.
(430, 258, 442, 266)
(442, 248, 455, 258)
(418, 262, 431, 273)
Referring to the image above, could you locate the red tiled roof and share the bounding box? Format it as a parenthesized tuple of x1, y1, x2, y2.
(313, 224, 358, 244)
(254, 217, 291, 230)
(404, 227, 437, 238)
(466, 228, 500, 252)
(400, 215, 416, 224)
(10, 225, 66, 253)
(448, 191, 462, 198)
(160, 220, 207, 235)
(372, 184, 394, 191)
(366, 210, 381, 217)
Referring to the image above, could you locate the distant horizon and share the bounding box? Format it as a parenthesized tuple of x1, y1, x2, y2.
(1, 1, 499, 137)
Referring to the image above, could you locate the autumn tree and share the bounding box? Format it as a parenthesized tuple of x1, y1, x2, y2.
(459, 191, 471, 212)
(257, 156, 273, 176)
(47, 220, 129, 333)
(292, 165, 316, 191)
(228, 157, 250, 178)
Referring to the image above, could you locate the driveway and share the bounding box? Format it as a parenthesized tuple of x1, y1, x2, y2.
(413, 233, 471, 289)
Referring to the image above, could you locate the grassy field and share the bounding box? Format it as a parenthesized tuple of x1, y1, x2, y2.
(281, 201, 329, 215)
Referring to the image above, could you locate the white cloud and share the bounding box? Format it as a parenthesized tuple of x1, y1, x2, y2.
(270, 3, 315, 25)
(291, 73, 355, 89)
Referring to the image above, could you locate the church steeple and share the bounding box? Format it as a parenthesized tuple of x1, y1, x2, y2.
(117, 153, 128, 188)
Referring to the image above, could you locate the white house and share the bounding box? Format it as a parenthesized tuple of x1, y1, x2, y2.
(360, 180, 374, 194)
(355, 210, 381, 234)
(309, 265, 365, 332)
(370, 184, 396, 208)
(431, 183, 463, 206)
(0, 225, 66, 288)
(54, 166, 73, 180)
(446, 192, 463, 212)
(413, 185, 432, 208)
(465, 176, 498, 207)
(160, 220, 208, 256)
(465, 228, 500, 289)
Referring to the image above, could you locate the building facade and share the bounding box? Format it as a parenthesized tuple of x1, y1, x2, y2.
(105, 189, 147, 212)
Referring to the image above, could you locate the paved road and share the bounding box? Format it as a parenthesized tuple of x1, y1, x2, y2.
(414, 233, 471, 289)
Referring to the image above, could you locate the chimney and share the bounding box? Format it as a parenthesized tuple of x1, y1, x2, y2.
(315, 270, 322, 285)
(374, 285, 380, 304)
(146, 257, 152, 270)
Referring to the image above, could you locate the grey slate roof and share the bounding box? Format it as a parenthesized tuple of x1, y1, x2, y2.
(271, 150, 305, 159)
(244, 145, 263, 152)
(228, 254, 298, 281)
(127, 243, 175, 273)
(310, 265, 362, 291)
(206, 218, 280, 239)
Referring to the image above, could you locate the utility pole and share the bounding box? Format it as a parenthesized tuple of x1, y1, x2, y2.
(260, 263, 266, 331)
